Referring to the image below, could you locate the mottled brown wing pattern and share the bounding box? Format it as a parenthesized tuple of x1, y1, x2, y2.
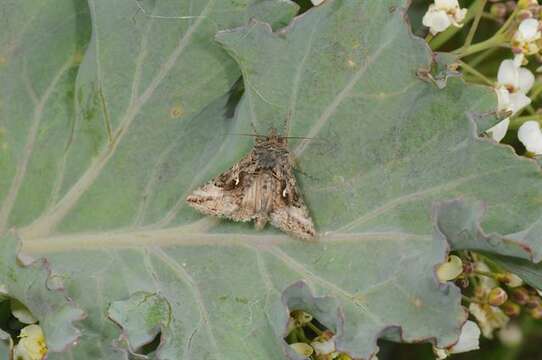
(186, 129, 316, 239)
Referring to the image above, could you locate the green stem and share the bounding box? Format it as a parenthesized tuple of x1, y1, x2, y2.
(481, 12, 499, 22)
(472, 270, 497, 278)
(525, 104, 536, 115)
(296, 328, 310, 343)
(495, 5, 520, 37)
(305, 322, 323, 337)
(454, 32, 508, 57)
(453, 4, 518, 58)
(459, 61, 494, 86)
(468, 46, 499, 67)
(509, 114, 542, 129)
(464, 0, 487, 49)
(462, 295, 485, 304)
(530, 83, 542, 100)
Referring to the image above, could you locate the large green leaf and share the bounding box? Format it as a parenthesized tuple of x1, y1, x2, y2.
(2, 0, 542, 359)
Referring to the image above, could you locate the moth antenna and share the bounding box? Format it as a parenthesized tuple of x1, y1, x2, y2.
(226, 133, 265, 137)
(134, 0, 207, 20)
(283, 136, 316, 140)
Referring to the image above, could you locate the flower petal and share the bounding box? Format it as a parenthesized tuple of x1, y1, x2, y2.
(497, 60, 519, 88)
(423, 9, 452, 35)
(487, 118, 510, 142)
(518, 121, 542, 154)
(435, 0, 459, 10)
(508, 92, 531, 114)
(513, 53, 525, 67)
(495, 87, 511, 112)
(517, 67, 535, 93)
(436, 255, 463, 282)
(450, 321, 481, 354)
(518, 18, 540, 42)
(311, 338, 335, 355)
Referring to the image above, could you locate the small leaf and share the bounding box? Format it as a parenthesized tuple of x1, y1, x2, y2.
(0, 233, 84, 353)
(108, 291, 171, 357)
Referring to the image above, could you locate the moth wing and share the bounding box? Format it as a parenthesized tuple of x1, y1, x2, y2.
(186, 152, 258, 221)
(270, 200, 315, 240)
(186, 181, 242, 219)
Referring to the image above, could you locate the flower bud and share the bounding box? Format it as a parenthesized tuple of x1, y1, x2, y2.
(13, 324, 48, 360)
(518, 0, 538, 9)
(291, 310, 313, 327)
(289, 343, 313, 358)
(510, 288, 530, 305)
(498, 324, 523, 347)
(490, 3, 507, 18)
(488, 287, 508, 306)
(497, 273, 523, 288)
(501, 301, 521, 317)
(436, 255, 463, 282)
(526, 295, 542, 309)
(530, 305, 542, 319)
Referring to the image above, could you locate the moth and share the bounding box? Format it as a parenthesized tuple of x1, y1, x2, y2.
(186, 128, 316, 239)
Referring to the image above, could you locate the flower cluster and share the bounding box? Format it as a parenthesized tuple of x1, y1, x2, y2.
(434, 252, 542, 357)
(423, 0, 542, 156)
(285, 310, 354, 360)
(490, 1, 542, 153)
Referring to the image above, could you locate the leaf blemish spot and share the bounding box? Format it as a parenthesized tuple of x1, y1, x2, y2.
(169, 104, 184, 119)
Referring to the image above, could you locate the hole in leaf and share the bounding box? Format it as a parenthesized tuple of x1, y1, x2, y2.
(291, 0, 314, 14)
(0, 298, 32, 340)
(224, 77, 244, 119)
(128, 330, 161, 359)
(0, 297, 47, 360)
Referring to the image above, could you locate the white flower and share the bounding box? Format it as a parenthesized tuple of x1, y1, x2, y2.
(469, 303, 509, 338)
(434, 321, 481, 358)
(422, 0, 468, 35)
(518, 121, 542, 154)
(513, 18, 542, 55)
(451, 321, 481, 353)
(311, 0, 326, 5)
(497, 60, 534, 113)
(311, 337, 335, 355)
(487, 60, 534, 142)
(12, 324, 48, 360)
(498, 323, 523, 347)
